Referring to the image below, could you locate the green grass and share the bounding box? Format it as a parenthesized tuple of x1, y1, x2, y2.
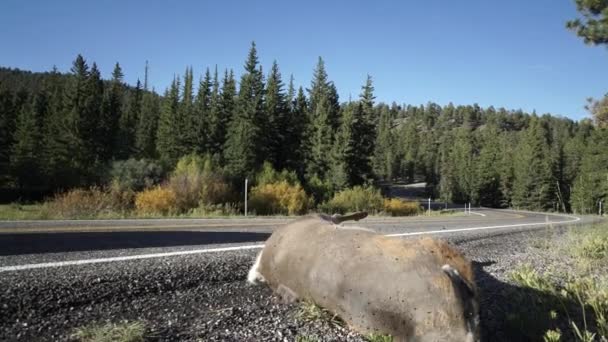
(507, 223, 608, 341)
(365, 333, 394, 342)
(295, 335, 319, 342)
(296, 301, 344, 328)
(71, 321, 146, 342)
(0, 204, 49, 220)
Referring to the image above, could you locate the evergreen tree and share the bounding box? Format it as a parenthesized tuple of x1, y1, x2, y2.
(207, 66, 223, 156)
(264, 60, 288, 168)
(349, 75, 376, 184)
(567, 0, 608, 45)
(372, 104, 396, 180)
(215, 69, 236, 160)
(224, 42, 265, 178)
(286, 86, 309, 178)
(329, 102, 357, 190)
(135, 89, 160, 159)
(306, 57, 340, 180)
(101, 63, 124, 160)
(180, 67, 199, 153)
(10, 92, 47, 189)
(306, 94, 334, 179)
(512, 117, 554, 210)
(571, 128, 608, 214)
(156, 77, 181, 165)
(116, 79, 141, 159)
(0, 87, 15, 185)
(475, 125, 503, 206)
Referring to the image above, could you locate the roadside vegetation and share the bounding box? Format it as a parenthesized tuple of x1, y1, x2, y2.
(71, 321, 146, 342)
(506, 223, 608, 341)
(0, 156, 425, 220)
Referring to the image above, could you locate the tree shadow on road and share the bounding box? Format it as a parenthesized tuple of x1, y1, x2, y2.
(0, 231, 270, 255)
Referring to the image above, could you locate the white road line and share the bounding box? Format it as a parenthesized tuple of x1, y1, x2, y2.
(386, 213, 580, 237)
(0, 211, 581, 273)
(0, 245, 264, 272)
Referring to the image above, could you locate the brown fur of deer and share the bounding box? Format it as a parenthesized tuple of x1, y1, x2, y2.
(248, 213, 479, 342)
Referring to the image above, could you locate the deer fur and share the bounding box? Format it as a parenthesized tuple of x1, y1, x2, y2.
(248, 213, 479, 342)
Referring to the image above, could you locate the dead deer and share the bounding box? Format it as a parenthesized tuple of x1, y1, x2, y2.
(248, 212, 479, 342)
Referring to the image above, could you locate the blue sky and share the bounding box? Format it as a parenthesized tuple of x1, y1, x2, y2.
(1, 0, 607, 120)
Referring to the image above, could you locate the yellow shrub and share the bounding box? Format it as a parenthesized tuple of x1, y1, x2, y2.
(249, 181, 311, 215)
(135, 186, 177, 215)
(383, 198, 421, 216)
(46, 187, 113, 219)
(323, 186, 384, 214)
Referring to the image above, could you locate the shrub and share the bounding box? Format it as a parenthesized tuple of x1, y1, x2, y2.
(574, 228, 608, 260)
(249, 181, 311, 215)
(135, 186, 176, 215)
(45, 187, 115, 219)
(109, 159, 163, 192)
(305, 175, 333, 204)
(256, 162, 299, 186)
(322, 186, 384, 214)
(383, 198, 421, 216)
(169, 154, 233, 212)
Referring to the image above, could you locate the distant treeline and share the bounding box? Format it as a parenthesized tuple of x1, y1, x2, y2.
(0, 42, 606, 213)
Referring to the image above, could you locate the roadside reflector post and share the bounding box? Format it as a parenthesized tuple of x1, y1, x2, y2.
(245, 178, 248, 217)
(428, 198, 431, 216)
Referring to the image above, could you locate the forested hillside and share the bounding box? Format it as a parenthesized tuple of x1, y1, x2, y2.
(0, 43, 606, 213)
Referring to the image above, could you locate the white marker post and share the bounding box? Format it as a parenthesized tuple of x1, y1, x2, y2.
(428, 198, 431, 216)
(244, 178, 248, 217)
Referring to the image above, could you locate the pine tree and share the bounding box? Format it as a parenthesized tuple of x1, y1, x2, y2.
(181, 67, 199, 154)
(224, 42, 265, 178)
(349, 75, 376, 184)
(116, 79, 141, 159)
(10, 92, 47, 189)
(571, 128, 608, 214)
(207, 66, 223, 156)
(135, 89, 160, 159)
(216, 69, 236, 160)
(156, 77, 181, 165)
(512, 117, 554, 210)
(101, 63, 124, 160)
(373, 104, 396, 180)
(306, 57, 339, 180)
(329, 102, 356, 190)
(475, 125, 503, 206)
(264, 60, 288, 168)
(0, 87, 15, 185)
(286, 86, 308, 178)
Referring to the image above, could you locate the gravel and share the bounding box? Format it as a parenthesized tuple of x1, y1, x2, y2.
(0, 223, 597, 341)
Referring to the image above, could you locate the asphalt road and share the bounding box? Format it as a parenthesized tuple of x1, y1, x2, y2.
(0, 208, 591, 269)
(0, 209, 602, 341)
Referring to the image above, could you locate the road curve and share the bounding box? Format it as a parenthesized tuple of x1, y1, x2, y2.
(0, 209, 603, 342)
(0, 209, 595, 271)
